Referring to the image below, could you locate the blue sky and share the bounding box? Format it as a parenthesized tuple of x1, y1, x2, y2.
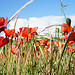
(0, 0, 75, 19)
(0, 0, 75, 36)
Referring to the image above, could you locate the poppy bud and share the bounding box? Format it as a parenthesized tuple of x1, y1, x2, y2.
(66, 18, 71, 27)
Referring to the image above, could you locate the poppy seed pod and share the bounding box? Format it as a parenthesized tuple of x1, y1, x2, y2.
(66, 18, 71, 27)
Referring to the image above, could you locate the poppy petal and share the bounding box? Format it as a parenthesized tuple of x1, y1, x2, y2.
(0, 17, 5, 26)
(0, 37, 9, 47)
(68, 41, 74, 46)
(4, 29, 16, 38)
(61, 35, 68, 39)
(31, 27, 38, 33)
(11, 45, 18, 54)
(0, 17, 8, 32)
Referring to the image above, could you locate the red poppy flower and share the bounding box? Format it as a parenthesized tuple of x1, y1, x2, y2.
(15, 38, 23, 44)
(61, 44, 64, 47)
(32, 48, 35, 57)
(0, 17, 8, 32)
(45, 39, 48, 44)
(68, 47, 75, 52)
(30, 27, 38, 33)
(47, 41, 50, 46)
(55, 41, 60, 46)
(0, 55, 3, 61)
(42, 46, 48, 53)
(0, 17, 5, 25)
(45, 46, 50, 52)
(16, 31, 20, 37)
(26, 32, 37, 41)
(68, 41, 74, 46)
(10, 45, 18, 54)
(61, 23, 72, 36)
(19, 27, 38, 35)
(68, 31, 75, 46)
(19, 27, 38, 41)
(4, 29, 17, 38)
(40, 39, 45, 46)
(0, 36, 9, 47)
(47, 41, 54, 46)
(40, 39, 53, 46)
(35, 42, 40, 47)
(61, 35, 68, 40)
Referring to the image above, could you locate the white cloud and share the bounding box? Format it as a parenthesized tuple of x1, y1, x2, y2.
(9, 19, 28, 31)
(8, 15, 75, 37)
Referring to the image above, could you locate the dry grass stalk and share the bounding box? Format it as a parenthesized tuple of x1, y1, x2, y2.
(8, 0, 34, 23)
(11, 14, 19, 41)
(39, 24, 67, 34)
(50, 50, 54, 75)
(48, 32, 54, 75)
(10, 55, 16, 74)
(7, 15, 19, 75)
(22, 42, 31, 75)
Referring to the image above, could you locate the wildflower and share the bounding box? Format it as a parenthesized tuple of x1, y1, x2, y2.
(0, 17, 5, 25)
(19, 27, 38, 41)
(15, 38, 23, 44)
(43, 46, 50, 53)
(10, 45, 18, 54)
(47, 69, 50, 73)
(45, 39, 48, 45)
(68, 41, 74, 46)
(47, 41, 50, 46)
(0, 36, 9, 47)
(35, 42, 40, 47)
(46, 47, 50, 52)
(0, 17, 8, 32)
(0, 55, 3, 61)
(32, 48, 35, 57)
(40, 39, 45, 46)
(68, 31, 75, 46)
(40, 39, 53, 46)
(61, 23, 72, 36)
(4, 29, 17, 38)
(68, 47, 75, 52)
(61, 35, 68, 40)
(55, 41, 60, 46)
(61, 44, 64, 47)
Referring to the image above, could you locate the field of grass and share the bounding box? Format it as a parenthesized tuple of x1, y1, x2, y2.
(0, 0, 75, 75)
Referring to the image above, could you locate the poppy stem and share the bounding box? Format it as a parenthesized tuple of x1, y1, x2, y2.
(59, 0, 66, 19)
(58, 28, 59, 41)
(57, 26, 75, 73)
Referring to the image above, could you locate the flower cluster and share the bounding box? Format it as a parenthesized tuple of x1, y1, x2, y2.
(61, 23, 72, 36)
(35, 39, 53, 53)
(61, 18, 75, 47)
(0, 17, 9, 47)
(0, 16, 38, 54)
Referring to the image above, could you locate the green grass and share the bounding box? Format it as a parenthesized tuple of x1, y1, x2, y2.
(0, 35, 75, 75)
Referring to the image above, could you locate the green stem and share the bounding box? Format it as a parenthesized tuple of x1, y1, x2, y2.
(59, 0, 66, 19)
